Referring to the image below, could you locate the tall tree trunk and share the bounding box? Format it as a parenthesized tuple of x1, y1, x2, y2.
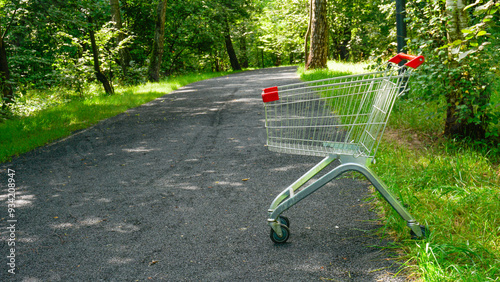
(0, 26, 13, 109)
(239, 32, 248, 68)
(339, 28, 351, 61)
(304, 0, 312, 64)
(109, 0, 131, 76)
(443, 0, 485, 138)
(306, 0, 328, 70)
(148, 0, 167, 82)
(88, 20, 114, 95)
(224, 20, 241, 71)
(274, 54, 281, 66)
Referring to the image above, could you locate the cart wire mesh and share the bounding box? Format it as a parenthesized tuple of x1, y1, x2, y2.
(262, 66, 412, 159)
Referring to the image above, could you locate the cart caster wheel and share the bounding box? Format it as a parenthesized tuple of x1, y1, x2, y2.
(270, 224, 290, 244)
(278, 216, 290, 227)
(410, 225, 429, 240)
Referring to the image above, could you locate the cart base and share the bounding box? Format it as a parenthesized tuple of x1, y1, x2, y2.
(267, 154, 428, 243)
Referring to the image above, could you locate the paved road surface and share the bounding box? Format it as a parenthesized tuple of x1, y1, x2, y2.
(1, 67, 405, 281)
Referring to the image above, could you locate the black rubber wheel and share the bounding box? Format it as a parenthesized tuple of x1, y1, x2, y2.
(278, 216, 290, 228)
(270, 224, 290, 244)
(410, 225, 429, 240)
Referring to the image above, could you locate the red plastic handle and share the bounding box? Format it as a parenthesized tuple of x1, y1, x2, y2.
(262, 86, 279, 103)
(388, 53, 425, 69)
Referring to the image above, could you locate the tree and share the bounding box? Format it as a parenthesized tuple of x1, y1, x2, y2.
(406, 0, 499, 140)
(304, 0, 312, 63)
(444, 0, 473, 137)
(256, 0, 308, 66)
(238, 26, 249, 68)
(305, 0, 328, 69)
(0, 0, 20, 109)
(109, 0, 131, 76)
(224, 19, 241, 71)
(328, 0, 393, 61)
(88, 16, 114, 95)
(0, 22, 13, 108)
(441, 0, 499, 139)
(207, 0, 251, 71)
(148, 0, 167, 82)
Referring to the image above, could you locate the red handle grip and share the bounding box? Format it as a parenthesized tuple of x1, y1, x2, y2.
(388, 53, 425, 69)
(262, 86, 279, 103)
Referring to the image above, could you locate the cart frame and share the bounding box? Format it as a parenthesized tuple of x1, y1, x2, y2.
(261, 53, 427, 243)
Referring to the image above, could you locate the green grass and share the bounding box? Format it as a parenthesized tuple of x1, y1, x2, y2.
(0, 71, 232, 163)
(298, 60, 368, 81)
(298, 61, 500, 281)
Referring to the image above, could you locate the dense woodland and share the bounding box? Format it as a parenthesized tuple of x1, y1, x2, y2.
(0, 0, 499, 139)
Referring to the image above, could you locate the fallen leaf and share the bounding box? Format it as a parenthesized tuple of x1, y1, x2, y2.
(149, 260, 159, 266)
(242, 178, 249, 181)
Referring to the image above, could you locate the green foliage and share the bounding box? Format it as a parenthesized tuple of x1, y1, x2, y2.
(253, 0, 394, 64)
(405, 0, 500, 140)
(256, 0, 308, 62)
(328, 0, 394, 61)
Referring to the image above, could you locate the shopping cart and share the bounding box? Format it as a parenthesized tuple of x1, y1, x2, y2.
(261, 53, 428, 243)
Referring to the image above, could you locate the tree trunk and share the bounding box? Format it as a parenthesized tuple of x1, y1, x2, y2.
(443, 0, 485, 138)
(109, 0, 131, 76)
(304, 0, 312, 65)
(88, 22, 114, 95)
(224, 21, 241, 71)
(339, 28, 351, 61)
(306, 0, 328, 70)
(261, 49, 264, 68)
(239, 32, 248, 68)
(0, 27, 13, 109)
(148, 0, 167, 82)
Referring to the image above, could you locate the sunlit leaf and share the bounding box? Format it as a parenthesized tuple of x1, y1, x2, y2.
(477, 30, 488, 37)
(464, 0, 481, 11)
(458, 49, 477, 62)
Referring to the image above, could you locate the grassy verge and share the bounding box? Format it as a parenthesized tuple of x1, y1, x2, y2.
(299, 62, 500, 281)
(0, 71, 232, 163)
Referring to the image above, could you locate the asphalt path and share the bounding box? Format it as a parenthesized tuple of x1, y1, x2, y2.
(1, 67, 406, 281)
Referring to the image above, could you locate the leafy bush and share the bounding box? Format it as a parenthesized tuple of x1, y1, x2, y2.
(405, 0, 500, 140)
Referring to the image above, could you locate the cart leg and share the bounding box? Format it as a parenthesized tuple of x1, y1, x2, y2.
(268, 159, 357, 224)
(335, 157, 426, 238)
(268, 155, 336, 213)
(267, 156, 427, 242)
(267, 155, 336, 242)
(358, 165, 426, 238)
